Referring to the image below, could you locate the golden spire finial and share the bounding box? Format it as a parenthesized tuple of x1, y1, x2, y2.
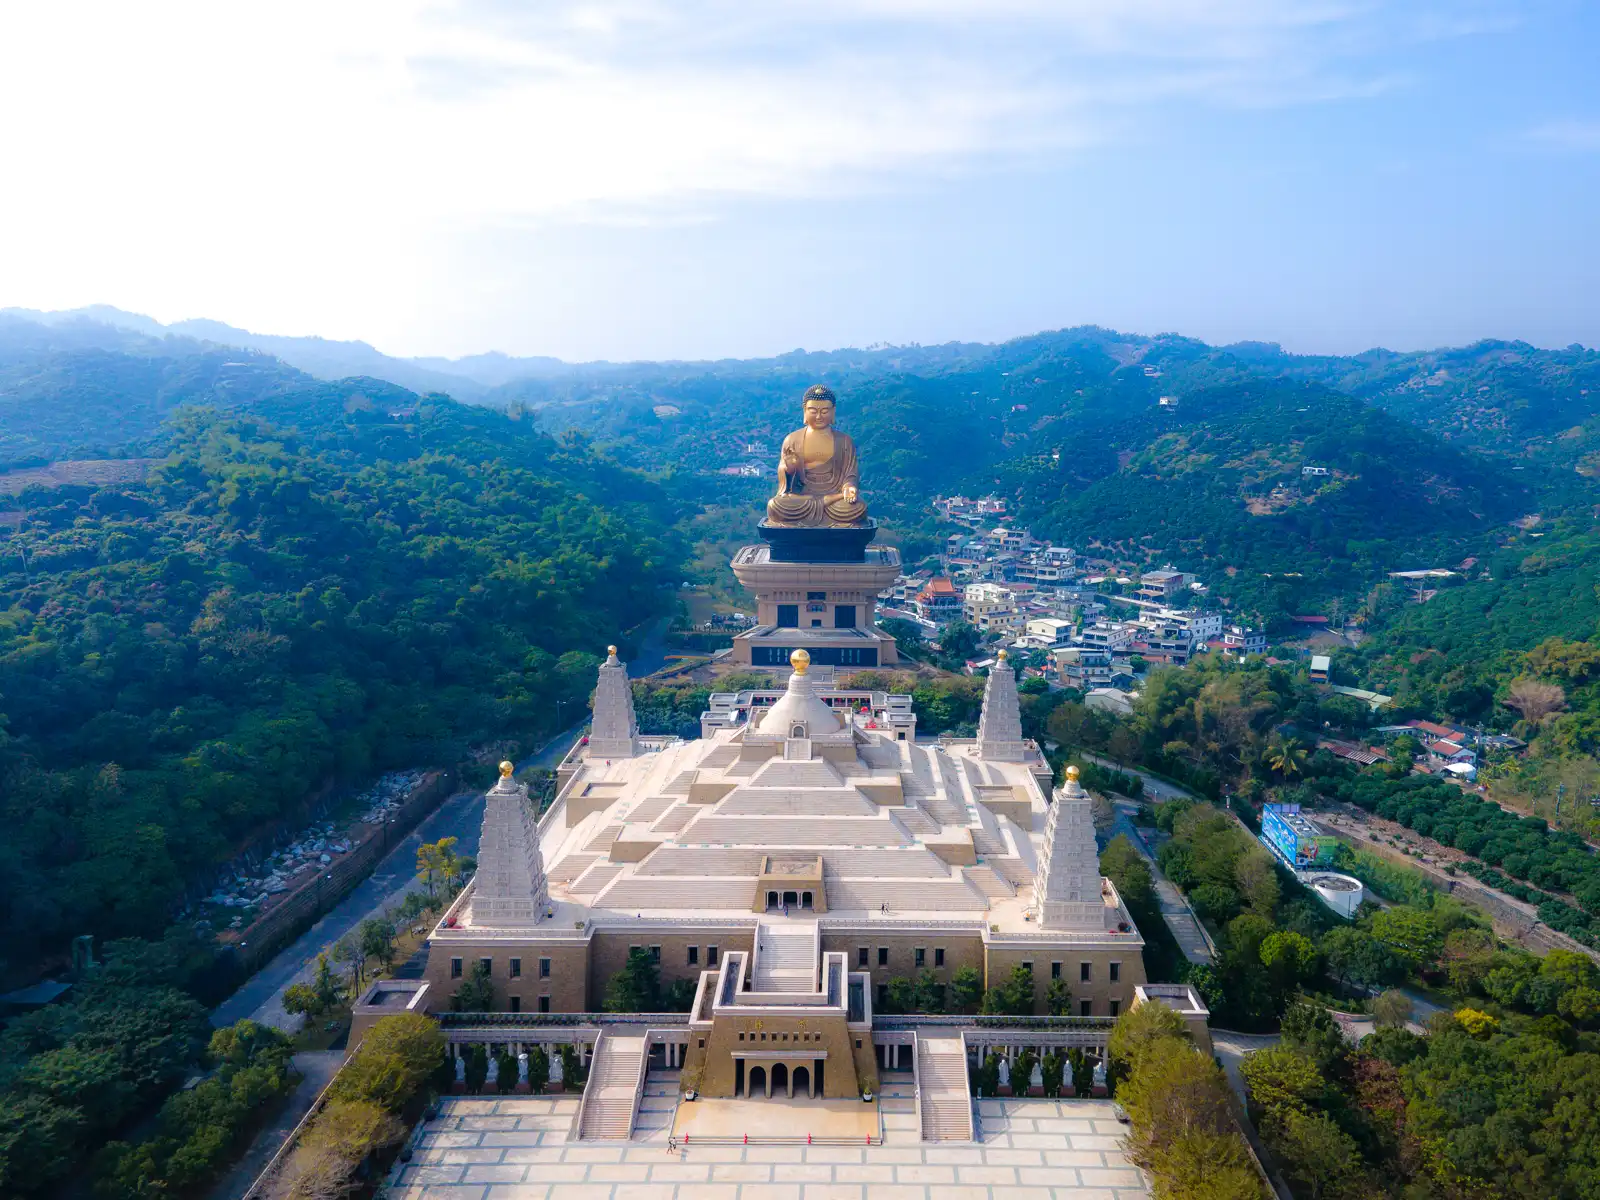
(996, 648, 1008, 661)
(1065, 764, 1080, 781)
(789, 648, 811, 675)
(607, 644, 618, 657)
(499, 760, 515, 778)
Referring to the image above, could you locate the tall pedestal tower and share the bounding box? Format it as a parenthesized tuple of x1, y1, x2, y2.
(729, 383, 900, 672)
(729, 524, 901, 670)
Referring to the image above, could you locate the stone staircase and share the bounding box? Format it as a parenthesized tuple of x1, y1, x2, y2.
(753, 919, 817, 993)
(917, 1035, 974, 1142)
(577, 1034, 646, 1140)
(964, 863, 1017, 899)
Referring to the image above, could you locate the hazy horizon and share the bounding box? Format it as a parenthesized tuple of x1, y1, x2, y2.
(2, 2, 1598, 361)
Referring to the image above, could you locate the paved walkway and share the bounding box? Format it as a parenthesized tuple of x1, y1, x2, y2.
(206, 1050, 342, 1200)
(211, 787, 489, 1031)
(1109, 802, 1214, 966)
(387, 1088, 1149, 1199)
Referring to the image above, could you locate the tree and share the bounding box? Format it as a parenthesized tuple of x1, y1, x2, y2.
(281, 982, 322, 1021)
(1368, 907, 1443, 971)
(1240, 1044, 1323, 1114)
(1264, 737, 1308, 780)
(913, 971, 946, 1014)
(1044, 977, 1073, 1016)
(1320, 926, 1404, 991)
(462, 1044, 489, 1094)
(451, 961, 495, 1013)
(495, 1049, 520, 1094)
(1278, 1003, 1347, 1076)
(1233, 851, 1280, 917)
(358, 918, 396, 974)
(1259, 931, 1317, 989)
(980, 964, 1035, 1016)
(1505, 678, 1566, 725)
(1100, 835, 1154, 913)
(885, 976, 918, 1014)
(879, 618, 925, 657)
(1108, 1000, 1189, 1076)
(525, 1046, 550, 1094)
(310, 953, 343, 1013)
(1262, 1107, 1364, 1200)
(330, 1013, 446, 1111)
(604, 948, 660, 1013)
(416, 837, 461, 901)
(1371, 989, 1413, 1028)
(939, 621, 979, 661)
(950, 966, 984, 1014)
(331, 937, 366, 994)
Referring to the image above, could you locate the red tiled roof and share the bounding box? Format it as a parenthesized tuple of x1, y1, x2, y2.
(1407, 720, 1463, 740)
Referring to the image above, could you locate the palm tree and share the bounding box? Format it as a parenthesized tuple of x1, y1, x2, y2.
(1265, 736, 1308, 780)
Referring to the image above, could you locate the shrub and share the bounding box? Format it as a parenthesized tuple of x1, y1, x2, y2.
(331, 1013, 446, 1111)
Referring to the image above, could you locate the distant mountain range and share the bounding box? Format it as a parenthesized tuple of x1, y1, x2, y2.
(0, 304, 577, 399)
(3, 304, 1597, 618)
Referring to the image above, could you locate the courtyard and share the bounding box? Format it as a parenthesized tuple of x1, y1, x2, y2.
(386, 1071, 1149, 1200)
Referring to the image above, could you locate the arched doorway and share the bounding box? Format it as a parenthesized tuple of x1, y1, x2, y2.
(783, 890, 798, 907)
(766, 890, 779, 911)
(772, 1062, 789, 1098)
(748, 1065, 767, 1098)
(801, 891, 813, 909)
(793, 1065, 811, 1098)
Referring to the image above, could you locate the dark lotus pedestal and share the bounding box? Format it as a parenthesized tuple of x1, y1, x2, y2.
(758, 520, 878, 564)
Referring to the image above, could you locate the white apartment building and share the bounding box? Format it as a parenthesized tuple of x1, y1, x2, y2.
(964, 582, 1022, 635)
(1079, 620, 1136, 653)
(1024, 617, 1075, 648)
(1151, 608, 1224, 642)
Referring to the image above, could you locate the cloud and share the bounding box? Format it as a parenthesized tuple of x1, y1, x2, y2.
(0, 1, 1502, 345)
(0, 1, 1465, 230)
(1526, 119, 1600, 153)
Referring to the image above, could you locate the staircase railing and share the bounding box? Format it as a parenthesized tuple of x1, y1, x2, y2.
(570, 1030, 606, 1140)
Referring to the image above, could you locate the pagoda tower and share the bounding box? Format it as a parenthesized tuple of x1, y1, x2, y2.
(587, 645, 641, 760)
(471, 762, 549, 926)
(1033, 766, 1110, 930)
(977, 649, 1028, 761)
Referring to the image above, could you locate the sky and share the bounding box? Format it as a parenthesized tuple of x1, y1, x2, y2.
(0, 1, 1597, 362)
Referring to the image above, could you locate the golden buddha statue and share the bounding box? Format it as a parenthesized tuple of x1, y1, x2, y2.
(765, 385, 869, 527)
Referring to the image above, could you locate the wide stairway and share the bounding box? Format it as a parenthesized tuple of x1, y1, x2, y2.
(577, 1034, 646, 1140)
(753, 919, 817, 993)
(917, 1035, 974, 1142)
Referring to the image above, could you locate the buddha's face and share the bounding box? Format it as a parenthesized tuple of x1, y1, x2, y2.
(804, 399, 835, 430)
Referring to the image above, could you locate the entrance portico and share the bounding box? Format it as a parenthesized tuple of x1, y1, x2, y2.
(734, 1051, 825, 1097)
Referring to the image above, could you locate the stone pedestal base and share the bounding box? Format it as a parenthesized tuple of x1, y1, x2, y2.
(758, 520, 878, 563)
(728, 541, 902, 670)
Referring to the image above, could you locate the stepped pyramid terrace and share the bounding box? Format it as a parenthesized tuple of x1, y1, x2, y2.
(385, 385, 1210, 1193)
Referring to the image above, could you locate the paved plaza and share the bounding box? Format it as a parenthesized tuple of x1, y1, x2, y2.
(386, 1070, 1149, 1200)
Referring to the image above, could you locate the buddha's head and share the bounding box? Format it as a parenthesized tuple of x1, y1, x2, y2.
(802, 384, 837, 430)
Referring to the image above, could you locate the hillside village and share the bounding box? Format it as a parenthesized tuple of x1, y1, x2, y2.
(872, 495, 1527, 785)
(880, 495, 1263, 702)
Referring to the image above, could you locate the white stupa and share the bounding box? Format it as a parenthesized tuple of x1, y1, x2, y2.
(977, 649, 1028, 761)
(471, 761, 549, 926)
(587, 645, 641, 760)
(1033, 766, 1111, 930)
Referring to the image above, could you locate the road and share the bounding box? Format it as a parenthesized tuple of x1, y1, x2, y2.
(1082, 752, 1197, 803)
(210, 786, 488, 1030)
(1108, 800, 1217, 965)
(213, 619, 675, 1031)
(206, 1051, 341, 1200)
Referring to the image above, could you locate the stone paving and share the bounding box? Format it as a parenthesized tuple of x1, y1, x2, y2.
(387, 1069, 1149, 1200)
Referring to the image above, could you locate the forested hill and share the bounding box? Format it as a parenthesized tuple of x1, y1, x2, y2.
(0, 384, 683, 978)
(504, 327, 1543, 617)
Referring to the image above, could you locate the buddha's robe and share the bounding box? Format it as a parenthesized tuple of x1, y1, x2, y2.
(765, 426, 869, 527)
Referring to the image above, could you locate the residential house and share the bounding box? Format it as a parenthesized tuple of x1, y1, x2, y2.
(1309, 655, 1331, 684)
(915, 577, 964, 626)
(1136, 567, 1195, 601)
